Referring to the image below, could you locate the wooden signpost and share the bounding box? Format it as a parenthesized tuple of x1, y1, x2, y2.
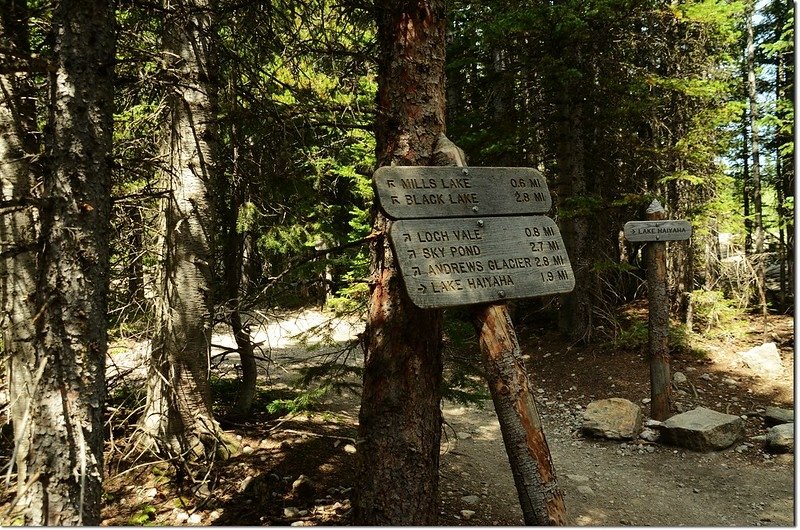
(625, 200, 692, 421)
(373, 161, 571, 525)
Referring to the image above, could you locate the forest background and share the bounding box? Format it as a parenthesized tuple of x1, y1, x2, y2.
(0, 0, 794, 525)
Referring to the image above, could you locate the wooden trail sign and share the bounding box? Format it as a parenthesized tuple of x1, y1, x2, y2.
(389, 216, 574, 308)
(624, 220, 692, 242)
(374, 166, 552, 219)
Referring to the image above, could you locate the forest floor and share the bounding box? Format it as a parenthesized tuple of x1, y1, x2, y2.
(3, 304, 792, 526)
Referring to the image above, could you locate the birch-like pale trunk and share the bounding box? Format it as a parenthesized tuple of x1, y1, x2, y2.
(0, 0, 39, 505)
(139, 0, 230, 459)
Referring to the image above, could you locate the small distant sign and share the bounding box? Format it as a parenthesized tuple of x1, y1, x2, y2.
(389, 216, 574, 308)
(624, 220, 692, 242)
(374, 166, 552, 219)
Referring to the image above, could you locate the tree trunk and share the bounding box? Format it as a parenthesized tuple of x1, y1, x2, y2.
(745, 0, 767, 321)
(0, 0, 39, 504)
(645, 202, 671, 421)
(354, 1, 446, 525)
(11, 0, 114, 522)
(555, 71, 592, 344)
(139, 0, 231, 459)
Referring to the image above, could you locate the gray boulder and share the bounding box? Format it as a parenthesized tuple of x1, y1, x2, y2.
(764, 406, 794, 426)
(660, 407, 744, 451)
(581, 398, 642, 440)
(766, 423, 794, 453)
(737, 342, 783, 376)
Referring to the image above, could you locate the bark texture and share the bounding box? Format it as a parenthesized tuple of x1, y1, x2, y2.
(1, 0, 39, 503)
(473, 305, 566, 525)
(11, 0, 114, 523)
(553, 45, 592, 344)
(140, 0, 227, 458)
(645, 204, 671, 421)
(354, 1, 446, 525)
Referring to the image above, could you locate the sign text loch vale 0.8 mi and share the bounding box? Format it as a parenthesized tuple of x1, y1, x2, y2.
(389, 216, 574, 308)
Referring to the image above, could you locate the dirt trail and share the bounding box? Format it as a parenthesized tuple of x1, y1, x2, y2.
(98, 309, 794, 526)
(439, 399, 793, 526)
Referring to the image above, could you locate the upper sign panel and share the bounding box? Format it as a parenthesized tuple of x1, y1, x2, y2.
(373, 166, 552, 219)
(623, 220, 692, 242)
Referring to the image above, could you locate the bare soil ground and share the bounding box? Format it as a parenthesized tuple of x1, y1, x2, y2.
(3, 305, 793, 526)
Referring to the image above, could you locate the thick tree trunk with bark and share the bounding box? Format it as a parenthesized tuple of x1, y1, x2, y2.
(1, 0, 39, 503)
(10, 0, 114, 523)
(354, 1, 446, 525)
(140, 0, 230, 459)
(555, 82, 592, 344)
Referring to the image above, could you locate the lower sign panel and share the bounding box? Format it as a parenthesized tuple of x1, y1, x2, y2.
(389, 216, 575, 308)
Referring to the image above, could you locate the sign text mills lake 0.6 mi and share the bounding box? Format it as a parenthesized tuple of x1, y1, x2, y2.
(374, 166, 552, 218)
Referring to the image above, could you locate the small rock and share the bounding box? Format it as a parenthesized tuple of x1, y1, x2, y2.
(735, 444, 749, 453)
(661, 407, 745, 451)
(343, 444, 357, 454)
(685, 366, 697, 372)
(461, 495, 480, 505)
(239, 476, 254, 493)
(299, 510, 308, 516)
(242, 445, 254, 455)
(639, 428, 660, 442)
(645, 446, 655, 453)
(700, 373, 713, 381)
(642, 398, 651, 404)
(673, 372, 687, 384)
(738, 342, 783, 376)
(766, 423, 794, 453)
(460, 510, 475, 520)
(292, 475, 316, 499)
(582, 398, 643, 440)
(188, 513, 203, 525)
(693, 488, 700, 494)
(457, 432, 472, 440)
(284, 507, 301, 518)
(290, 522, 306, 527)
(577, 485, 594, 495)
(175, 511, 189, 523)
(144, 487, 158, 499)
(644, 419, 664, 428)
(764, 406, 794, 426)
(723, 378, 737, 386)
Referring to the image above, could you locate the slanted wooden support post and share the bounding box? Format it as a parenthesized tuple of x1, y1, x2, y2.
(645, 200, 671, 421)
(472, 305, 566, 525)
(432, 137, 565, 525)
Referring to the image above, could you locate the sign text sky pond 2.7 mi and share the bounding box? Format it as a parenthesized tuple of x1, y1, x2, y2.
(388, 216, 575, 308)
